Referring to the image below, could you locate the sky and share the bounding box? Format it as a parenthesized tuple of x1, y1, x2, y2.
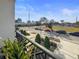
(15, 0, 79, 23)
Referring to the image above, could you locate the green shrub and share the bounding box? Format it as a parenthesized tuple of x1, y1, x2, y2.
(20, 30, 30, 36)
(16, 27, 19, 30)
(2, 40, 29, 59)
(23, 31, 27, 35)
(44, 36, 50, 49)
(35, 34, 41, 44)
(20, 30, 24, 34)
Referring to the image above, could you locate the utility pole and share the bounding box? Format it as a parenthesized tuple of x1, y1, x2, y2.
(76, 16, 78, 23)
(28, 8, 30, 21)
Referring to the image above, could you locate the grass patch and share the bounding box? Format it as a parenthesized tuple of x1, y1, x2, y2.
(52, 26, 79, 32)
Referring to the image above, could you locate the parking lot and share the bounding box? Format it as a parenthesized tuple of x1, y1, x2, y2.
(19, 26, 79, 59)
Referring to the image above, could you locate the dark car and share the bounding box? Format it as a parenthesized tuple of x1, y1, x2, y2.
(35, 28, 39, 30)
(44, 29, 53, 32)
(55, 30, 67, 34)
(69, 32, 79, 37)
(44, 29, 50, 32)
(35, 28, 43, 31)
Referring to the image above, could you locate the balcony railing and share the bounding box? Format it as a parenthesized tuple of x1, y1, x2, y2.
(16, 31, 62, 59)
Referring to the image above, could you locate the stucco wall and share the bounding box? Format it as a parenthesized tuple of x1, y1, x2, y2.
(0, 0, 15, 40)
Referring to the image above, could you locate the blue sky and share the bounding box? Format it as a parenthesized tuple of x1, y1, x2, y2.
(15, 0, 79, 23)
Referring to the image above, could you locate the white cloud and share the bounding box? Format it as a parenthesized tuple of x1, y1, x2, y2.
(62, 8, 74, 16)
(15, 4, 47, 21)
(16, 3, 79, 22)
(15, 4, 44, 22)
(62, 8, 79, 16)
(60, 8, 79, 22)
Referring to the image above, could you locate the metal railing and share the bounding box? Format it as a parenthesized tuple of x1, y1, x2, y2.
(16, 31, 62, 59)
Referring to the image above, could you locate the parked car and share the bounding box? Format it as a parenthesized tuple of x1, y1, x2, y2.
(55, 30, 67, 34)
(44, 29, 53, 32)
(35, 28, 43, 31)
(69, 32, 79, 37)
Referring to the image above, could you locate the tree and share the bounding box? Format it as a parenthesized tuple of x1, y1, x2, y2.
(27, 20, 31, 26)
(35, 34, 41, 44)
(60, 20, 64, 23)
(76, 21, 79, 25)
(44, 36, 50, 49)
(60, 20, 64, 26)
(40, 17, 48, 25)
(15, 18, 22, 23)
(50, 19, 54, 24)
(27, 20, 31, 24)
(47, 23, 52, 30)
(35, 21, 41, 26)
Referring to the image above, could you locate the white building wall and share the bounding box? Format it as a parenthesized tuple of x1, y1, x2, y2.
(0, 0, 15, 40)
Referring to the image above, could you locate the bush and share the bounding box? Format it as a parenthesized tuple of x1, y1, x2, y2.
(20, 30, 30, 36)
(20, 30, 24, 34)
(23, 31, 27, 35)
(2, 40, 29, 59)
(16, 27, 19, 30)
(44, 36, 50, 49)
(35, 34, 41, 44)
